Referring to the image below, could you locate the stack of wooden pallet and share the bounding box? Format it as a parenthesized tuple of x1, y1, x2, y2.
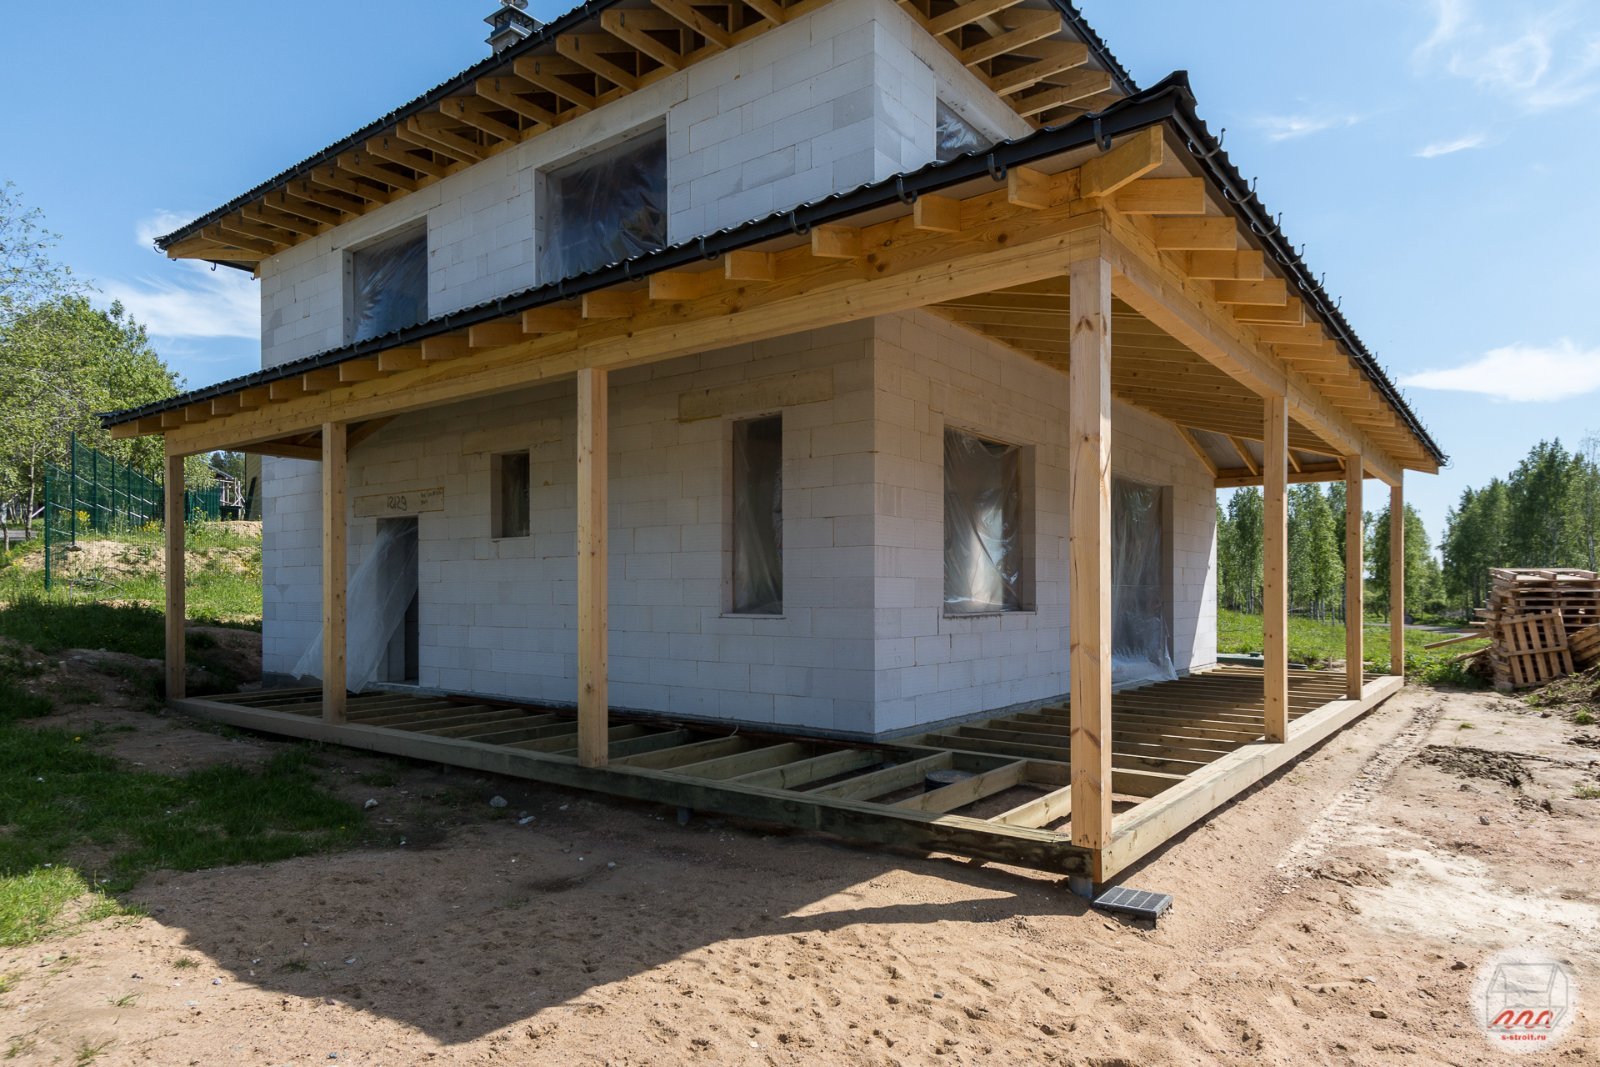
(1477, 568, 1600, 689)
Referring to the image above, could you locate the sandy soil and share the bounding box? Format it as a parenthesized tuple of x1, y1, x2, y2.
(3, 680, 1598, 1065)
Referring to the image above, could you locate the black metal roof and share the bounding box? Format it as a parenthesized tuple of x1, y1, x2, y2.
(111, 73, 1445, 466)
(154, 0, 1138, 261)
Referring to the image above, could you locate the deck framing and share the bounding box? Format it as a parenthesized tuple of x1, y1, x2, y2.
(172, 666, 1399, 884)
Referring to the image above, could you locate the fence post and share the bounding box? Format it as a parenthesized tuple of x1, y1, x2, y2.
(69, 433, 78, 546)
(43, 469, 52, 592)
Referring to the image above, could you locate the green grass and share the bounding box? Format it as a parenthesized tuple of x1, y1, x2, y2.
(1217, 609, 1488, 687)
(1575, 784, 1600, 800)
(0, 647, 364, 947)
(0, 524, 262, 631)
(1577, 710, 1596, 726)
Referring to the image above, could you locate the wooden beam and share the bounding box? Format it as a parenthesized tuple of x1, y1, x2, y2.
(1227, 435, 1259, 476)
(1114, 177, 1205, 215)
(367, 136, 450, 179)
(959, 10, 1062, 67)
(912, 194, 963, 233)
(1263, 394, 1289, 742)
(521, 307, 585, 334)
(576, 368, 609, 768)
(421, 335, 469, 361)
(164, 449, 186, 701)
(1152, 217, 1237, 251)
(1390, 479, 1405, 678)
(377, 347, 425, 372)
(322, 421, 348, 724)
(1179, 249, 1265, 281)
(1006, 166, 1056, 210)
(648, 269, 721, 300)
(337, 360, 383, 383)
(347, 416, 395, 450)
(1011, 70, 1114, 116)
(809, 223, 861, 259)
(600, 9, 686, 70)
(724, 249, 777, 281)
(475, 76, 560, 127)
(556, 34, 639, 92)
(990, 40, 1091, 96)
(1068, 248, 1112, 874)
(445, 96, 524, 143)
(582, 291, 643, 319)
(1212, 278, 1288, 307)
(1346, 457, 1364, 699)
(467, 320, 527, 348)
(1081, 127, 1165, 198)
(652, 0, 732, 48)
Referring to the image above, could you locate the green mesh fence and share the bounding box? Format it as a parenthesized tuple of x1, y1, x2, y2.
(41, 435, 222, 590)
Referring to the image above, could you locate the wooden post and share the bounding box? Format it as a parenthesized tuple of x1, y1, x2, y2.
(1390, 478, 1405, 678)
(164, 449, 186, 701)
(322, 421, 348, 723)
(1262, 394, 1288, 742)
(576, 367, 609, 768)
(1345, 457, 1364, 699)
(1068, 251, 1112, 873)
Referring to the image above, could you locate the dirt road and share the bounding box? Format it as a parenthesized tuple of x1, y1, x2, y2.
(3, 684, 1596, 1065)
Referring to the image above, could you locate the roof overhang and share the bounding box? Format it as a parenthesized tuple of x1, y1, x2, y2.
(156, 0, 1137, 269)
(108, 76, 1444, 480)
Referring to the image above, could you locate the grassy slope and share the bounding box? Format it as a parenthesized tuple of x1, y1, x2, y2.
(0, 525, 365, 949)
(1217, 609, 1485, 686)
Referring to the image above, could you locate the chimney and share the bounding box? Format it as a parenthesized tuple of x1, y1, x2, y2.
(485, 0, 541, 53)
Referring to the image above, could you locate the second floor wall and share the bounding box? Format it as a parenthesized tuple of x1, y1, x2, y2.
(262, 0, 1030, 369)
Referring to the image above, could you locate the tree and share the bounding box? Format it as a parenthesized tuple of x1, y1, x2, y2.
(1217, 488, 1263, 612)
(0, 182, 76, 331)
(0, 296, 183, 536)
(1504, 439, 1584, 567)
(1289, 484, 1342, 619)
(1368, 502, 1438, 620)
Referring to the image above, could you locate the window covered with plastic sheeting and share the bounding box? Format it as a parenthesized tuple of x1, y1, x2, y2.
(732, 416, 783, 614)
(292, 518, 420, 693)
(540, 128, 667, 282)
(1112, 477, 1176, 687)
(944, 428, 1022, 613)
(493, 452, 530, 538)
(349, 226, 428, 343)
(936, 100, 991, 163)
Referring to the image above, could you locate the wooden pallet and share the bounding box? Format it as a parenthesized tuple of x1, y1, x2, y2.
(1571, 625, 1600, 671)
(1494, 612, 1573, 690)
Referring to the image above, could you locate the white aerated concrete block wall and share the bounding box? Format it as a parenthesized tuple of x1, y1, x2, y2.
(868, 311, 1218, 733)
(262, 322, 881, 735)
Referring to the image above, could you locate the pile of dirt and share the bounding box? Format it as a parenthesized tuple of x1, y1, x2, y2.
(1414, 744, 1530, 788)
(1527, 664, 1600, 722)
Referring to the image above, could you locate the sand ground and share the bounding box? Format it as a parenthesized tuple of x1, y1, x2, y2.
(2, 667, 1597, 1065)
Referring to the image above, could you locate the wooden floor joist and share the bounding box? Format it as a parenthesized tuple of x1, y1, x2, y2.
(175, 665, 1397, 883)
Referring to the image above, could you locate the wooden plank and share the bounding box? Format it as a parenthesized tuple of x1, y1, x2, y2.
(1151, 217, 1236, 251)
(614, 734, 753, 769)
(167, 696, 1096, 877)
(731, 748, 881, 789)
(913, 194, 963, 233)
(576, 367, 608, 767)
(809, 753, 952, 801)
(1106, 677, 1404, 878)
(894, 761, 1029, 814)
(1068, 249, 1113, 866)
(1081, 127, 1164, 198)
(1346, 457, 1364, 698)
(673, 741, 815, 780)
(164, 449, 186, 701)
(1113, 177, 1205, 215)
(321, 421, 348, 723)
(990, 784, 1070, 829)
(1391, 479, 1406, 677)
(1263, 394, 1288, 741)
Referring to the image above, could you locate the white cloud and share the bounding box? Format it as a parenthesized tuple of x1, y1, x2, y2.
(1253, 113, 1363, 142)
(101, 211, 259, 341)
(1415, 131, 1489, 157)
(1414, 0, 1600, 111)
(1399, 339, 1600, 402)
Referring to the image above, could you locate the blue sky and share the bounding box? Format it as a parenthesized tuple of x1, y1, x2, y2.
(2, 0, 1597, 546)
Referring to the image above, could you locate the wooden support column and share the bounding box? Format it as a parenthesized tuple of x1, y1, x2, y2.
(1390, 477, 1405, 678)
(1068, 251, 1113, 873)
(322, 421, 348, 723)
(1262, 394, 1289, 742)
(576, 368, 610, 768)
(164, 449, 186, 701)
(1345, 457, 1364, 699)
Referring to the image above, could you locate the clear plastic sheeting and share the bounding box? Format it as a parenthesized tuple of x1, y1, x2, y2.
(1112, 477, 1176, 687)
(293, 519, 420, 693)
(350, 227, 428, 343)
(944, 429, 1021, 613)
(732, 416, 783, 614)
(539, 129, 667, 282)
(936, 100, 991, 163)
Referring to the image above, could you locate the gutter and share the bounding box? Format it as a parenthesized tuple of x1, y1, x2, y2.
(109, 72, 1444, 466)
